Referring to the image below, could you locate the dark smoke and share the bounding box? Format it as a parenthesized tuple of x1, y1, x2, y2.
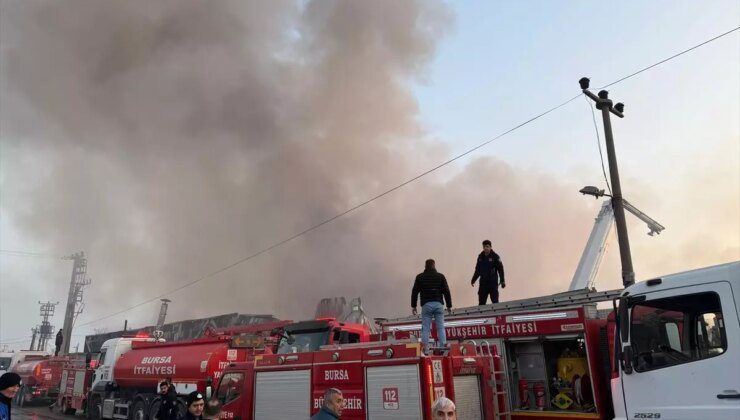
(1, 0, 608, 340)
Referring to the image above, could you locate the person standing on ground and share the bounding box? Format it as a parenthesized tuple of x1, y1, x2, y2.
(55, 329, 63, 356)
(432, 397, 457, 420)
(471, 240, 505, 304)
(180, 391, 205, 420)
(202, 399, 222, 420)
(311, 388, 343, 419)
(411, 259, 452, 354)
(0, 373, 22, 420)
(156, 380, 177, 420)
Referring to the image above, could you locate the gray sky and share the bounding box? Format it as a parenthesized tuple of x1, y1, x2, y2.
(1, 1, 738, 351)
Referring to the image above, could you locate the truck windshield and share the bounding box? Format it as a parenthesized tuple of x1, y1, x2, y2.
(277, 328, 330, 354)
(0, 357, 11, 371)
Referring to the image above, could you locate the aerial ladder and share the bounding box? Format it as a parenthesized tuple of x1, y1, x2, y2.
(568, 198, 665, 291)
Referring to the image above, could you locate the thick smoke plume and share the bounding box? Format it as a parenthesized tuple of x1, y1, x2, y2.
(3, 1, 734, 346)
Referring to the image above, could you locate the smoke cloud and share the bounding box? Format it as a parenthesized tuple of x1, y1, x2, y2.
(2, 0, 736, 347)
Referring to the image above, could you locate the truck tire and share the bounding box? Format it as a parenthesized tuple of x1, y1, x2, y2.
(15, 387, 25, 407)
(173, 400, 187, 420)
(148, 399, 162, 420)
(56, 398, 66, 414)
(88, 396, 103, 420)
(131, 400, 148, 420)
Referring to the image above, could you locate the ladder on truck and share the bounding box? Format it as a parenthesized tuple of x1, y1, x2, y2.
(481, 341, 511, 420)
(380, 288, 624, 328)
(449, 288, 623, 317)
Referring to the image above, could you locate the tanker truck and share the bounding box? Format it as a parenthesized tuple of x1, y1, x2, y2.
(12, 355, 69, 406)
(86, 318, 369, 420)
(86, 323, 287, 420)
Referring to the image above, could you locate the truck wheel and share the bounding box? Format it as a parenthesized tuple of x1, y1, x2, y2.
(173, 400, 186, 420)
(56, 398, 66, 414)
(15, 387, 25, 407)
(131, 400, 148, 420)
(64, 404, 78, 416)
(148, 400, 161, 420)
(88, 396, 102, 420)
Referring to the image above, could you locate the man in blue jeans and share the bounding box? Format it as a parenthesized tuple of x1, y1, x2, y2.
(411, 259, 452, 354)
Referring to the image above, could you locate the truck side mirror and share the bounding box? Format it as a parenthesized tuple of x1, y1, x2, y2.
(622, 345, 634, 374)
(206, 385, 212, 400)
(618, 297, 630, 342)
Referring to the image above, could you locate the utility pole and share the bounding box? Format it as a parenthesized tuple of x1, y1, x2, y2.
(580, 77, 635, 287)
(36, 301, 59, 351)
(61, 252, 92, 355)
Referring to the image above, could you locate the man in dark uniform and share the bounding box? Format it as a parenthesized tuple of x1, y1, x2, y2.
(180, 391, 204, 420)
(471, 239, 505, 304)
(54, 329, 63, 356)
(156, 380, 178, 420)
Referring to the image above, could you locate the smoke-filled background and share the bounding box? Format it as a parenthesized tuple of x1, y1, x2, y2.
(1, 0, 738, 349)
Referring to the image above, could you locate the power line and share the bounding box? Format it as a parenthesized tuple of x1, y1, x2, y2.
(76, 26, 740, 327)
(0, 249, 64, 259)
(599, 26, 739, 89)
(584, 95, 612, 194)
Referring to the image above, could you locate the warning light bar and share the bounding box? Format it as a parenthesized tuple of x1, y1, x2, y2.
(230, 334, 265, 348)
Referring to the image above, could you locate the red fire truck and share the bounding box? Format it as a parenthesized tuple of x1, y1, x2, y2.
(86, 321, 289, 420)
(12, 355, 69, 406)
(378, 288, 619, 419)
(82, 318, 369, 420)
(215, 341, 494, 419)
(56, 360, 95, 415)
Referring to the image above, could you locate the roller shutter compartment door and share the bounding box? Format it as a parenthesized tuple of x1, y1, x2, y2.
(453, 375, 483, 420)
(253, 370, 310, 420)
(366, 365, 422, 419)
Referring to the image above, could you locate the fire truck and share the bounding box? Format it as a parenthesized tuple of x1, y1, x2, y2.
(78, 317, 368, 420)
(11, 355, 69, 406)
(215, 341, 500, 419)
(83, 321, 288, 420)
(378, 261, 740, 420)
(2, 350, 49, 375)
(56, 359, 95, 415)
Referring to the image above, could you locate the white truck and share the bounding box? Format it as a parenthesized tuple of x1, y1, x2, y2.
(612, 261, 740, 419)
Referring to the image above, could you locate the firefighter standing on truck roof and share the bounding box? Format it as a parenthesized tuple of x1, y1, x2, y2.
(412, 259, 452, 354)
(55, 329, 63, 356)
(471, 239, 505, 304)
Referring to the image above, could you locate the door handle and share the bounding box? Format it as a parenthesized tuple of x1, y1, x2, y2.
(717, 391, 740, 399)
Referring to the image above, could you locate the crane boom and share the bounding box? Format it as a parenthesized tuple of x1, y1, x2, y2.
(569, 201, 615, 290)
(569, 198, 665, 291)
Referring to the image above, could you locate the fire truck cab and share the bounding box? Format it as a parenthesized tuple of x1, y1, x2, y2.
(613, 261, 740, 419)
(275, 317, 370, 354)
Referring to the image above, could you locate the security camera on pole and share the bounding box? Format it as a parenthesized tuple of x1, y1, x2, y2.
(579, 77, 635, 287)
